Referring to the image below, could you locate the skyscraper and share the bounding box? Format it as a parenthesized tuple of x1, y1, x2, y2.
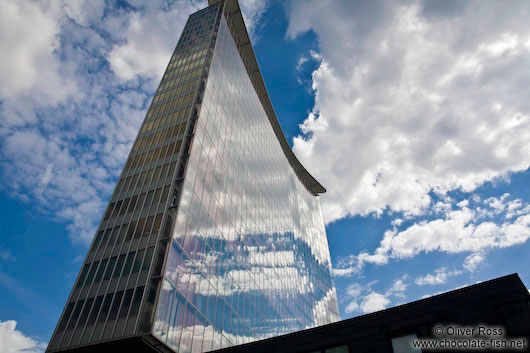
(46, 1, 339, 352)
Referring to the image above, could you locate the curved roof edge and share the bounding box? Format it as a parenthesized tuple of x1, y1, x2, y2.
(208, 0, 326, 195)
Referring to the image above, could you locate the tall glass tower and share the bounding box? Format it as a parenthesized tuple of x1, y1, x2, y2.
(46, 1, 339, 352)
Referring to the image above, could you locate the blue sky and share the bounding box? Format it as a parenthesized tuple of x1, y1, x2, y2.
(1, 0, 530, 351)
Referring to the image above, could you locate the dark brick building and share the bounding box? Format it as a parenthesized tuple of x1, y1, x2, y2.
(210, 274, 530, 353)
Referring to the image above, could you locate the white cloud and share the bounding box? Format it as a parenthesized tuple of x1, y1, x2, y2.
(0, 320, 46, 353)
(333, 196, 530, 275)
(343, 276, 407, 314)
(463, 251, 486, 271)
(485, 193, 510, 215)
(360, 292, 390, 313)
(60, 0, 105, 26)
(286, 0, 530, 224)
(332, 266, 357, 278)
(0, 0, 77, 107)
(296, 55, 308, 71)
(386, 275, 408, 298)
(415, 267, 462, 286)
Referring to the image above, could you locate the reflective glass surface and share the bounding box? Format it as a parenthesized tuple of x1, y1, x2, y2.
(153, 13, 339, 353)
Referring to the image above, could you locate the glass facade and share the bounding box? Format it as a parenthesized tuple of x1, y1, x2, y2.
(47, 1, 338, 353)
(152, 14, 339, 352)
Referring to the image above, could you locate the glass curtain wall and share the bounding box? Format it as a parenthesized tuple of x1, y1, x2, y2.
(152, 11, 339, 353)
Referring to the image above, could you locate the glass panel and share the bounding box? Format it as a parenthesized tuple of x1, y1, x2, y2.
(98, 294, 113, 323)
(130, 286, 145, 316)
(391, 334, 422, 353)
(325, 345, 349, 353)
(119, 288, 135, 319)
(67, 300, 84, 329)
(104, 257, 117, 281)
(122, 253, 135, 276)
(109, 291, 124, 320)
(58, 303, 74, 331)
(88, 296, 103, 325)
(76, 264, 89, 288)
(94, 259, 108, 283)
(84, 261, 99, 286)
(78, 297, 94, 327)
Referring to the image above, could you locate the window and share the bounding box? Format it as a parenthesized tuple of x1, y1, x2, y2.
(98, 294, 113, 323)
(104, 204, 114, 220)
(104, 257, 117, 281)
(118, 224, 128, 243)
(135, 218, 145, 238)
(108, 291, 124, 321)
(78, 297, 94, 327)
(120, 198, 130, 215)
(143, 247, 154, 271)
(94, 258, 108, 283)
(144, 191, 154, 210)
(58, 303, 74, 331)
(84, 261, 99, 286)
(132, 249, 144, 274)
(391, 333, 422, 353)
(325, 346, 349, 353)
(144, 216, 154, 236)
(67, 300, 84, 329)
(153, 214, 163, 233)
(113, 254, 126, 279)
(112, 200, 122, 217)
(92, 231, 104, 250)
(87, 295, 103, 325)
(126, 221, 137, 241)
(127, 196, 137, 213)
(119, 288, 135, 319)
(123, 253, 135, 276)
(129, 286, 145, 315)
(76, 264, 89, 288)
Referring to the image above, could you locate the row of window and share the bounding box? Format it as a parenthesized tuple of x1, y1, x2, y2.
(106, 181, 169, 218)
(160, 58, 205, 91)
(166, 49, 208, 72)
(147, 93, 195, 121)
(58, 286, 145, 332)
(124, 138, 182, 172)
(171, 22, 213, 62)
(173, 40, 211, 60)
(153, 80, 197, 106)
(179, 25, 213, 45)
(153, 68, 203, 106)
(174, 36, 210, 55)
(157, 68, 200, 95)
(153, 81, 199, 110)
(138, 115, 189, 142)
(98, 212, 164, 252)
(134, 115, 187, 151)
(78, 247, 154, 290)
(114, 162, 174, 203)
(179, 30, 209, 46)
